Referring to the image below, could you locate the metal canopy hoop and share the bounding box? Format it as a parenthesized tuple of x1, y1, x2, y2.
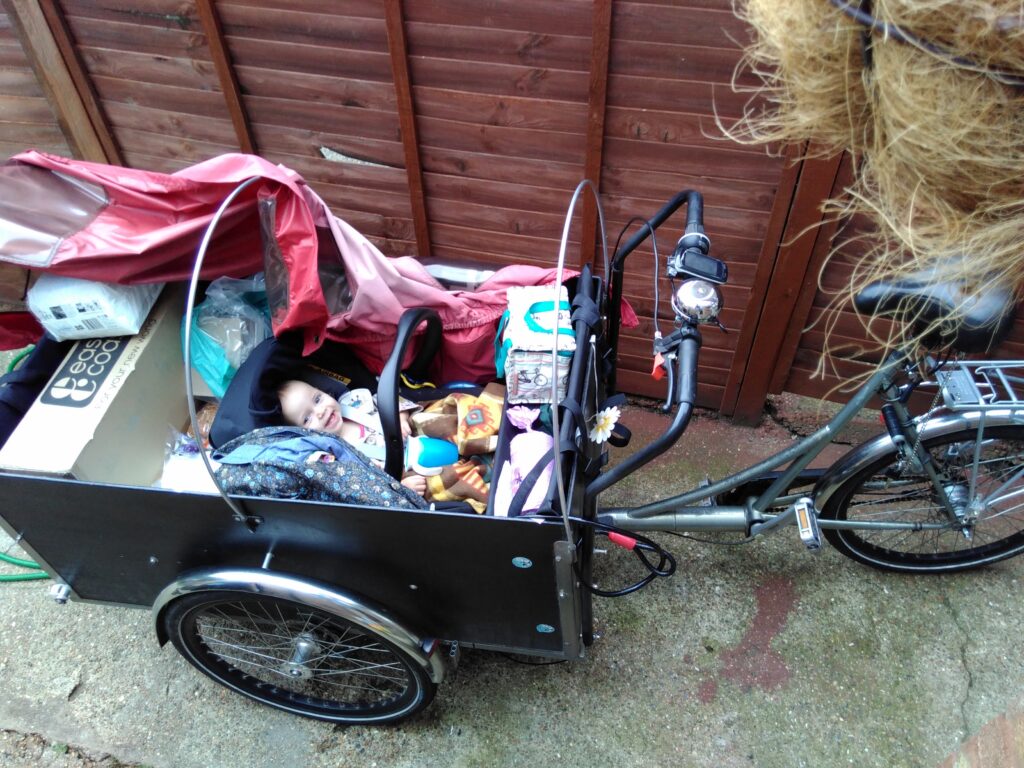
(552, 179, 608, 545)
(182, 175, 262, 524)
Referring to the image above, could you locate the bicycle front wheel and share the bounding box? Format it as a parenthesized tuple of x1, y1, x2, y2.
(821, 425, 1024, 573)
(163, 591, 436, 724)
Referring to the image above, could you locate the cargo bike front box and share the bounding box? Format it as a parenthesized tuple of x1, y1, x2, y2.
(0, 153, 611, 724)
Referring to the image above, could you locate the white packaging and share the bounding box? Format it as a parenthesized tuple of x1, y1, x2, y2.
(500, 285, 576, 404)
(27, 274, 164, 341)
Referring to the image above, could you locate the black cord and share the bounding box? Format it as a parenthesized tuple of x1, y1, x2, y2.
(828, 0, 1024, 88)
(613, 217, 662, 339)
(562, 515, 678, 598)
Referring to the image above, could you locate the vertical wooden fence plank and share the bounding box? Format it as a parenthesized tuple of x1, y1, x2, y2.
(3, 0, 121, 163)
(580, 0, 612, 268)
(195, 0, 256, 155)
(384, 0, 431, 260)
(720, 143, 803, 417)
(726, 149, 844, 424)
(767, 155, 851, 394)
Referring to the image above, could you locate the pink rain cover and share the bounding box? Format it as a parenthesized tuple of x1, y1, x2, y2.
(0, 151, 636, 381)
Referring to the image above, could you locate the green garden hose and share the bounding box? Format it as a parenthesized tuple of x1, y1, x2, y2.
(0, 571, 48, 582)
(1, 549, 48, 581)
(5, 344, 33, 374)
(0, 552, 39, 569)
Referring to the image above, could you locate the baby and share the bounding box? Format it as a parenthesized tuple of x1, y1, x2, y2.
(277, 379, 427, 496)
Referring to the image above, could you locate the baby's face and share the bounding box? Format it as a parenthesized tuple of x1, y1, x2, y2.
(279, 380, 342, 433)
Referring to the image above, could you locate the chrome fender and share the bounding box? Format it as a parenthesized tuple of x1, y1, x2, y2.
(152, 568, 446, 684)
(813, 409, 1024, 512)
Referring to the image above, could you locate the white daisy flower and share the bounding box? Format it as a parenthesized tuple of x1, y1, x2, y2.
(588, 406, 621, 444)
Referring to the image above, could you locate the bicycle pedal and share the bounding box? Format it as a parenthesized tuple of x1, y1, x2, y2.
(793, 497, 822, 552)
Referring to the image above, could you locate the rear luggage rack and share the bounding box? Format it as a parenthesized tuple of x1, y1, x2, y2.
(936, 361, 1024, 411)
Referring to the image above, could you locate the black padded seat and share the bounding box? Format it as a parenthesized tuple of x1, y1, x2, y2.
(853, 274, 1016, 353)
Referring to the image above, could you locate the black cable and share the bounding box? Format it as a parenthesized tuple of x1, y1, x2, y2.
(558, 515, 678, 598)
(828, 0, 1024, 88)
(613, 217, 662, 339)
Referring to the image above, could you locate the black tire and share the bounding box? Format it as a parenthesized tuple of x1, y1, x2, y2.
(163, 591, 436, 724)
(822, 425, 1024, 573)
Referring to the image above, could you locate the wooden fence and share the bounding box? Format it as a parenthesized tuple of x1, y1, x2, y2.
(3, 1, 1012, 422)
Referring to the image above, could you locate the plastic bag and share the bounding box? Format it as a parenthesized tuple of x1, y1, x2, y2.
(184, 274, 271, 398)
(154, 427, 219, 494)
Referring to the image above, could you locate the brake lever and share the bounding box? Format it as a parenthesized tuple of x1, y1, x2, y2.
(661, 351, 677, 413)
(652, 330, 682, 413)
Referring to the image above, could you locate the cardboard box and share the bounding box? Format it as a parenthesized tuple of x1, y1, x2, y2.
(0, 287, 190, 485)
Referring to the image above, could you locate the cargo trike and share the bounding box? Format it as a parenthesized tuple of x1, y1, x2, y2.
(0, 155, 1021, 724)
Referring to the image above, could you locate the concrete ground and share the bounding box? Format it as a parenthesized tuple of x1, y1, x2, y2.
(1, 394, 1022, 768)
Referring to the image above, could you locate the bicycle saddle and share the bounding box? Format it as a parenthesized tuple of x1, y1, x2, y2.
(853, 271, 1015, 353)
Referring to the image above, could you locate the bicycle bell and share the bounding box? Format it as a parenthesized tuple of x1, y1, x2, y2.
(671, 279, 722, 325)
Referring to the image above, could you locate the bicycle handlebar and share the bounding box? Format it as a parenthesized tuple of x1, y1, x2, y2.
(607, 190, 705, 394)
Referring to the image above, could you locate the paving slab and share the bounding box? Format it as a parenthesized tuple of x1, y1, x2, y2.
(0, 400, 1022, 768)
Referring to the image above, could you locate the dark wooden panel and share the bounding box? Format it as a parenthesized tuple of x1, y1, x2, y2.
(108, 125, 238, 163)
(418, 116, 586, 164)
(601, 166, 778, 212)
(604, 105, 763, 151)
(220, 0, 382, 17)
(403, 0, 593, 36)
(425, 172, 584, 215)
(613, 2, 747, 47)
(0, 94, 61, 122)
(92, 75, 228, 118)
(246, 96, 401, 142)
(406, 22, 589, 70)
(0, 67, 42, 96)
(227, 36, 393, 81)
(79, 46, 219, 89)
(607, 73, 757, 117)
(411, 56, 589, 102)
(55, 0, 201, 30)
(258, 146, 410, 194)
(63, 14, 210, 59)
(419, 145, 584, 190)
(217, 3, 386, 50)
(235, 66, 397, 112)
(104, 101, 238, 144)
(603, 136, 782, 184)
(250, 121, 406, 168)
(611, 38, 760, 84)
(414, 86, 587, 133)
(430, 221, 570, 264)
(429, 197, 583, 242)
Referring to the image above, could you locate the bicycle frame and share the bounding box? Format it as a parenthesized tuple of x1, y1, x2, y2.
(597, 348, 1018, 540)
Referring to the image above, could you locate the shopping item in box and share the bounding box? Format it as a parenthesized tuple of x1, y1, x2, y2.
(496, 285, 575, 404)
(27, 274, 163, 341)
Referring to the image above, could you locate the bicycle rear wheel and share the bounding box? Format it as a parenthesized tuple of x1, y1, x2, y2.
(821, 425, 1024, 573)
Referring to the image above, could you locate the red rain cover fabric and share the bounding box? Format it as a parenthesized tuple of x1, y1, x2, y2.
(0, 151, 634, 377)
